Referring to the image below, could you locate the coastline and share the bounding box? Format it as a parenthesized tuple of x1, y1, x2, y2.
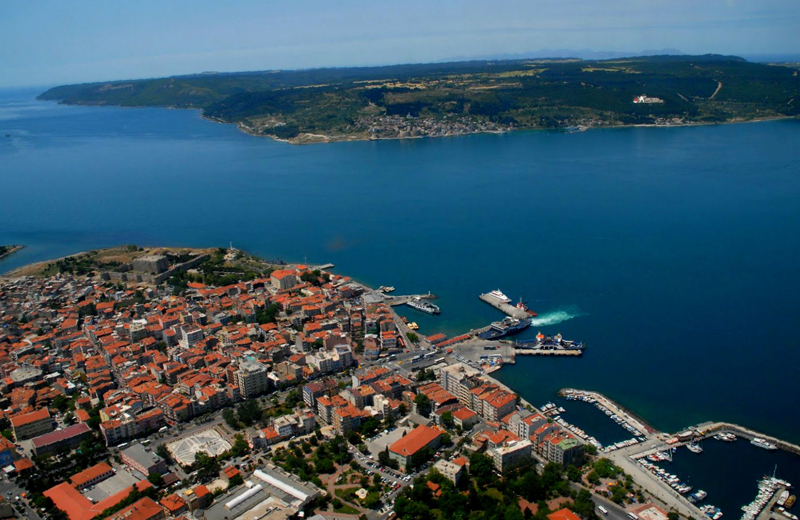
(205, 111, 800, 145)
(7, 243, 800, 456)
(48, 97, 798, 146)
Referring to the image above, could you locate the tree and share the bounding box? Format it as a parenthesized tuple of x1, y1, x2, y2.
(379, 446, 399, 470)
(566, 465, 582, 482)
(285, 390, 302, 409)
(593, 458, 619, 479)
(416, 368, 436, 382)
(332, 498, 343, 509)
(315, 458, 335, 474)
(398, 403, 407, 416)
(237, 400, 264, 427)
(359, 416, 381, 437)
(441, 411, 454, 429)
(587, 471, 600, 485)
(407, 332, 419, 343)
(667, 513, 679, 520)
(52, 395, 71, 413)
(414, 393, 432, 418)
(156, 444, 172, 463)
(469, 452, 495, 484)
(223, 408, 240, 429)
(147, 472, 164, 487)
(230, 434, 250, 457)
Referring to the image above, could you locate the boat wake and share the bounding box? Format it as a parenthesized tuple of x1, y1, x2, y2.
(530, 308, 583, 327)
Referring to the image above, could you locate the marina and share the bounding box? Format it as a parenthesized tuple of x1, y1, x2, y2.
(557, 390, 800, 520)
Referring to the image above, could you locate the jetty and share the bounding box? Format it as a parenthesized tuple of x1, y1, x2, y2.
(385, 293, 438, 306)
(516, 349, 581, 356)
(479, 291, 530, 319)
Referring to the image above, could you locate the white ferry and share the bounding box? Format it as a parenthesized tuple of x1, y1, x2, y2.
(489, 289, 512, 303)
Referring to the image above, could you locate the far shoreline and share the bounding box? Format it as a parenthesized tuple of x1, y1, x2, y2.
(40, 94, 799, 146)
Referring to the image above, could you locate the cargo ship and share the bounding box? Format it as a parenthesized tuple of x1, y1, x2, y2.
(406, 298, 440, 315)
(479, 317, 531, 339)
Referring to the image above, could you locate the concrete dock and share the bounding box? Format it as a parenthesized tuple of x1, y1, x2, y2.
(516, 348, 581, 356)
(386, 293, 438, 306)
(479, 292, 530, 319)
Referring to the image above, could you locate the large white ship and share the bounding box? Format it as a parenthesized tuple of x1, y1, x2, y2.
(489, 289, 511, 303)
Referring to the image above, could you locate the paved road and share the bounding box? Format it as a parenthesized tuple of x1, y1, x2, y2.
(0, 477, 42, 520)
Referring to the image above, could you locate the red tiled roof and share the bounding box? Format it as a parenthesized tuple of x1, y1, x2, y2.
(104, 497, 162, 520)
(547, 508, 583, 520)
(389, 425, 442, 457)
(69, 462, 113, 487)
(32, 422, 90, 448)
(10, 408, 50, 428)
(45, 480, 153, 520)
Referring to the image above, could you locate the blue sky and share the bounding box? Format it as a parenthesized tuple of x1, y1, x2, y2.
(1, 0, 798, 87)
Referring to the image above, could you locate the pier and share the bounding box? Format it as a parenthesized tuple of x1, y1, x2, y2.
(516, 349, 581, 356)
(385, 293, 438, 306)
(479, 292, 530, 319)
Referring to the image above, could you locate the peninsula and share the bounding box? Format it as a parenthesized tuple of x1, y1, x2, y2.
(2, 245, 799, 520)
(38, 55, 800, 144)
(0, 244, 24, 261)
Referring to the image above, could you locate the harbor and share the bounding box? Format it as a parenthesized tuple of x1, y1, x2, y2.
(479, 289, 532, 319)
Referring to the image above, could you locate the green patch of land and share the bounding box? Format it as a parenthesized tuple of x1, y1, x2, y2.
(38, 55, 800, 143)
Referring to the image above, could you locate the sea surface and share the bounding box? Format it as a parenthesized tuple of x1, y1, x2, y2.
(2, 88, 800, 454)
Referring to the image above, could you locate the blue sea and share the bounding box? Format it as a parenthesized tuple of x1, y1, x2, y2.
(2, 86, 800, 458)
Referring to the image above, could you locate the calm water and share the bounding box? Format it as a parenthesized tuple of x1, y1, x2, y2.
(2, 87, 800, 453)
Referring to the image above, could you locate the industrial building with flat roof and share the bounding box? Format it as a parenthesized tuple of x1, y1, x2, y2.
(121, 443, 168, 476)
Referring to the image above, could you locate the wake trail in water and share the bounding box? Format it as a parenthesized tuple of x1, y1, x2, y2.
(530, 307, 584, 327)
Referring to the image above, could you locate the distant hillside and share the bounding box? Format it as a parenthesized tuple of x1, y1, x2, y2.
(39, 55, 800, 143)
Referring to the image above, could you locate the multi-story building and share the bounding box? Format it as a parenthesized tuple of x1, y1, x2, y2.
(332, 405, 365, 435)
(234, 359, 269, 398)
(433, 459, 464, 485)
(121, 443, 168, 476)
(439, 364, 481, 407)
(490, 439, 532, 473)
(11, 408, 53, 441)
(541, 434, 584, 467)
(32, 423, 92, 457)
(270, 270, 297, 290)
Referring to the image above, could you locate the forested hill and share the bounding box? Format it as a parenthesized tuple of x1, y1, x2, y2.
(38, 55, 800, 143)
